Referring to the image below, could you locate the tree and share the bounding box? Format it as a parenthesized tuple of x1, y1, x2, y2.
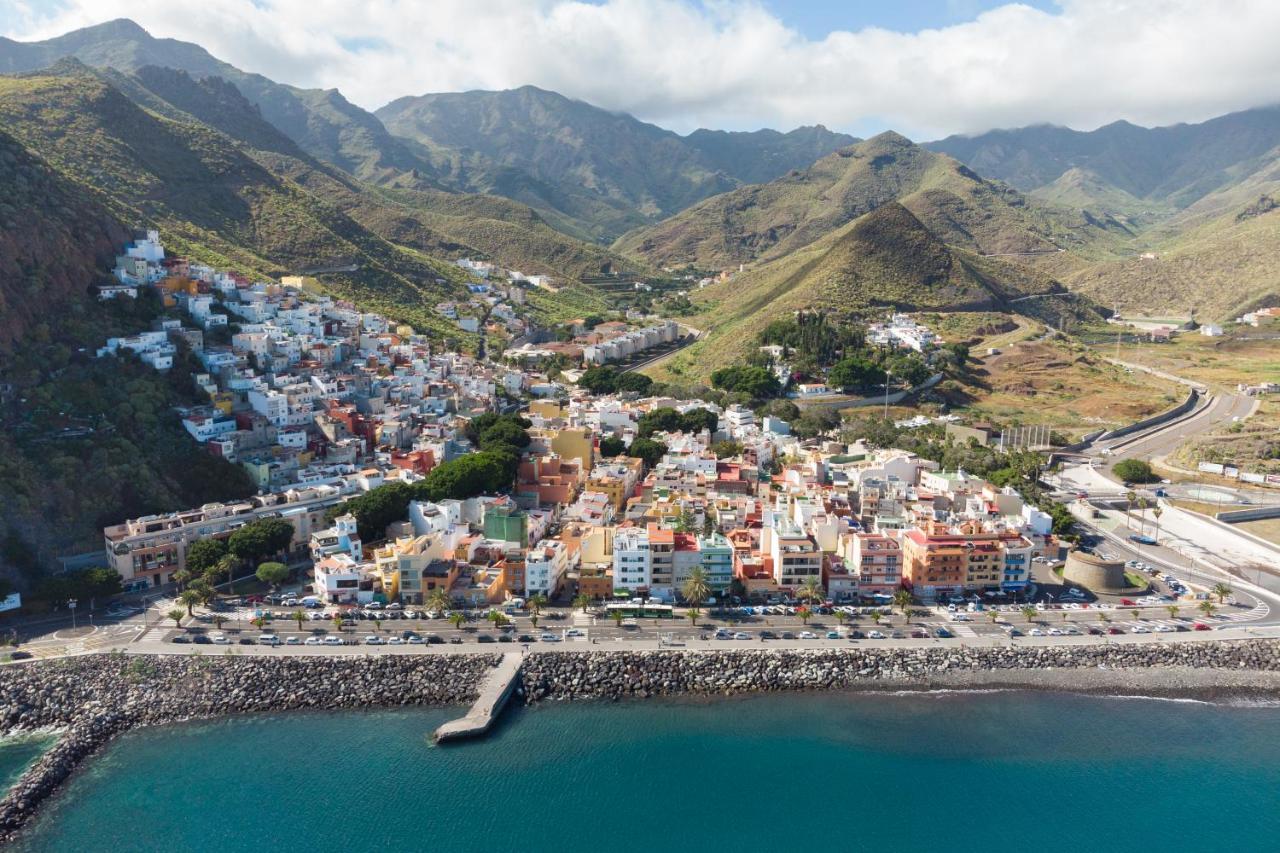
(611, 608, 625, 628)
(682, 567, 711, 608)
(599, 435, 627, 458)
(870, 611, 882, 626)
(892, 589, 913, 616)
(573, 593, 592, 612)
(1021, 605, 1038, 624)
(828, 355, 882, 394)
(711, 440, 743, 459)
(1114, 459, 1157, 484)
(528, 593, 549, 617)
(1152, 506, 1164, 541)
(627, 438, 667, 468)
(1212, 583, 1232, 604)
(332, 613, 344, 634)
(798, 578, 824, 605)
(189, 579, 215, 608)
(426, 588, 452, 615)
(171, 568, 193, 591)
(987, 609, 1000, 625)
(292, 610, 305, 631)
(448, 611, 466, 631)
(185, 538, 229, 577)
(687, 607, 702, 626)
(1125, 489, 1138, 529)
(229, 518, 295, 562)
(178, 589, 201, 617)
(167, 608, 185, 630)
(255, 561, 290, 590)
(488, 610, 508, 630)
(710, 365, 781, 398)
(333, 481, 414, 542)
(1198, 600, 1218, 619)
(1166, 604, 1180, 620)
(798, 606, 813, 625)
(374, 618, 382, 633)
(835, 610, 849, 628)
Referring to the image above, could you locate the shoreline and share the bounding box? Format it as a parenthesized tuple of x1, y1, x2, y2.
(3, 641, 1280, 843)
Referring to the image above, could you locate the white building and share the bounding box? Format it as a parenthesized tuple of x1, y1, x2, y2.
(525, 539, 571, 597)
(612, 527, 652, 592)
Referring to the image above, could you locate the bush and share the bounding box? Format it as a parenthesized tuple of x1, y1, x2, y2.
(710, 366, 781, 398)
(1113, 459, 1157, 483)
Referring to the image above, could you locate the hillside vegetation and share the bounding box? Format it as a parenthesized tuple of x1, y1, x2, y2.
(658, 202, 1073, 375)
(614, 132, 1126, 270)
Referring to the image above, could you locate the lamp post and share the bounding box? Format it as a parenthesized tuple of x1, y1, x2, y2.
(882, 369, 893, 419)
(68, 598, 78, 630)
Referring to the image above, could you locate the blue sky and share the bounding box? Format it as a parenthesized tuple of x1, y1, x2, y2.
(759, 0, 1060, 39)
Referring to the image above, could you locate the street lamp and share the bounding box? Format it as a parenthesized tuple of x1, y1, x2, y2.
(68, 598, 78, 630)
(882, 369, 893, 419)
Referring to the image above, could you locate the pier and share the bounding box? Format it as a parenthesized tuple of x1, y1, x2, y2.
(433, 652, 524, 743)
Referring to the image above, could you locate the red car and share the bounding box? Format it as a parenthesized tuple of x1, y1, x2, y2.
(1120, 599, 1136, 606)
(1193, 622, 1211, 631)
(1107, 627, 1124, 635)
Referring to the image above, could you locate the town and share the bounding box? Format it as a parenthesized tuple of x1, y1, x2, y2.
(43, 228, 1259, 657)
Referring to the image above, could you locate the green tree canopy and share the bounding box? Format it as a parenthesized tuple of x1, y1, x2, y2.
(255, 561, 290, 588)
(627, 438, 668, 468)
(1113, 459, 1157, 483)
(710, 366, 781, 399)
(599, 435, 627, 458)
(228, 518, 295, 562)
(184, 538, 228, 577)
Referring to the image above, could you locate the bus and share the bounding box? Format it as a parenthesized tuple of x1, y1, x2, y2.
(603, 602, 675, 619)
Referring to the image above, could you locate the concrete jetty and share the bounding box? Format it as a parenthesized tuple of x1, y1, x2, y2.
(433, 652, 523, 743)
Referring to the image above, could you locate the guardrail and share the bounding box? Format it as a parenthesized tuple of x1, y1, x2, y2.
(1097, 388, 1200, 442)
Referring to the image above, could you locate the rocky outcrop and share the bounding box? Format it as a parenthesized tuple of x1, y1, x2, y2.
(0, 654, 498, 843)
(519, 641, 1280, 702)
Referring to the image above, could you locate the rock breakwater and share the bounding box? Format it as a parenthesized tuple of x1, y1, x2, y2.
(0, 653, 497, 844)
(519, 641, 1280, 702)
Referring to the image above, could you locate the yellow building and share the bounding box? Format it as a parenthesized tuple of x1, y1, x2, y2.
(280, 275, 319, 290)
(551, 427, 595, 472)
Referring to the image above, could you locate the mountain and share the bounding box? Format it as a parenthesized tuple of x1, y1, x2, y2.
(0, 65, 478, 334)
(673, 201, 1074, 372)
(0, 18, 440, 187)
(615, 131, 1126, 270)
(928, 107, 1280, 218)
(376, 86, 857, 241)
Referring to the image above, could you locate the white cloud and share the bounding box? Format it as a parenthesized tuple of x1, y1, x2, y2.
(5, 0, 1280, 138)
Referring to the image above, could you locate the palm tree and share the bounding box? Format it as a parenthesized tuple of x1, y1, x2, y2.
(870, 611, 883, 626)
(212, 614, 228, 632)
(373, 618, 383, 633)
(798, 578, 824, 606)
(1212, 583, 1232, 604)
(528, 594, 549, 620)
(251, 615, 267, 631)
(332, 613, 344, 634)
(1098, 611, 1110, 628)
(179, 589, 201, 617)
(687, 607, 702, 626)
(987, 610, 1000, 625)
(681, 567, 712, 609)
(167, 608, 185, 631)
(611, 608, 625, 629)
(291, 610, 305, 632)
(892, 588, 912, 617)
(1152, 506, 1163, 542)
(798, 606, 813, 626)
(1166, 604, 1180, 620)
(572, 593, 592, 613)
(1198, 600, 1217, 619)
(488, 610, 508, 630)
(426, 588, 451, 615)
(448, 611, 466, 631)
(835, 610, 849, 628)
(1125, 490, 1138, 529)
(529, 610, 541, 630)
(172, 568, 193, 591)
(1136, 497, 1150, 536)
(1020, 604, 1038, 624)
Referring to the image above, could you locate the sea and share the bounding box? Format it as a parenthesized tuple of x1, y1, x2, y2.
(5, 690, 1280, 852)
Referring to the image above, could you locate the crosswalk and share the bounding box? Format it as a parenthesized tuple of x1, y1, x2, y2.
(1218, 601, 1270, 622)
(950, 624, 978, 637)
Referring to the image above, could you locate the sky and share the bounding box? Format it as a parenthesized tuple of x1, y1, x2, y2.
(3, 0, 1280, 139)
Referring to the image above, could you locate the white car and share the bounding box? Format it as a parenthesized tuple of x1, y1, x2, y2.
(211, 633, 229, 645)
(798, 631, 817, 640)
(540, 633, 562, 642)
(733, 632, 751, 640)
(867, 630, 886, 639)
(1047, 628, 1063, 636)
(285, 636, 302, 646)
(565, 628, 586, 638)
(323, 636, 342, 646)
(304, 637, 323, 645)
(1154, 624, 1175, 633)
(1028, 628, 1045, 637)
(1131, 625, 1151, 634)
(407, 636, 425, 645)
(364, 635, 385, 645)
(387, 636, 404, 645)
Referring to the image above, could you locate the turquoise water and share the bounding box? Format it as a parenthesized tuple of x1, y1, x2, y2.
(13, 691, 1280, 852)
(0, 735, 53, 791)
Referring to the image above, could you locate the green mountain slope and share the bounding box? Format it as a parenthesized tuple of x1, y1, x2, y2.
(928, 107, 1280, 216)
(671, 202, 1071, 373)
(0, 67, 472, 333)
(0, 19, 441, 187)
(615, 132, 1124, 270)
(376, 86, 858, 241)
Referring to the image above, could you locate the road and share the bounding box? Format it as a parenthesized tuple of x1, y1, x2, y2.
(1091, 391, 1256, 462)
